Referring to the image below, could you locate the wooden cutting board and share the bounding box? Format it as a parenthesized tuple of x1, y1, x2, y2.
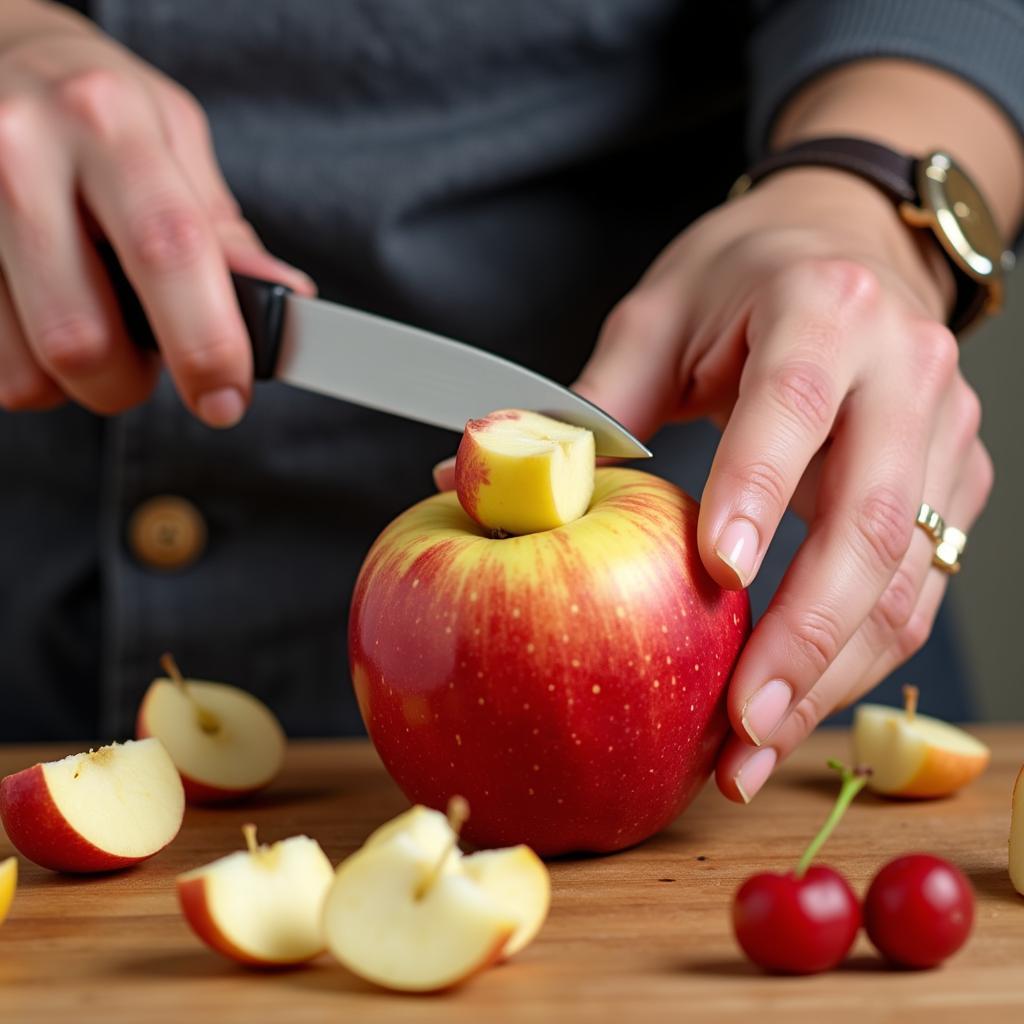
(1, 727, 1021, 1023)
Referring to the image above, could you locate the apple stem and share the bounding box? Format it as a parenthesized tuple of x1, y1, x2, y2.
(903, 684, 919, 722)
(243, 823, 259, 855)
(794, 760, 870, 879)
(160, 652, 220, 735)
(415, 795, 470, 900)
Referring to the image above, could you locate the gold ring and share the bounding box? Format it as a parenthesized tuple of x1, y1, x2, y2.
(915, 503, 945, 541)
(933, 525, 967, 575)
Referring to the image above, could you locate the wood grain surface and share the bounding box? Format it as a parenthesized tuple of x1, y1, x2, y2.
(1, 727, 1022, 1023)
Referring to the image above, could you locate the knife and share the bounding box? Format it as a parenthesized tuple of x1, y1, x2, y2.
(98, 246, 651, 460)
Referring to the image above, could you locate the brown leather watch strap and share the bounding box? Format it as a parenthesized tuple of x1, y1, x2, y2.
(735, 136, 987, 335)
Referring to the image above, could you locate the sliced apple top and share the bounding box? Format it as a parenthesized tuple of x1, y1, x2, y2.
(455, 409, 595, 535)
(42, 739, 184, 858)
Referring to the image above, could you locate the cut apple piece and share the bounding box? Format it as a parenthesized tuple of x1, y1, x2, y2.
(0, 857, 15, 926)
(136, 654, 286, 803)
(853, 686, 989, 798)
(462, 845, 550, 956)
(177, 824, 334, 967)
(323, 797, 517, 991)
(1010, 767, 1024, 896)
(455, 409, 595, 535)
(0, 738, 184, 873)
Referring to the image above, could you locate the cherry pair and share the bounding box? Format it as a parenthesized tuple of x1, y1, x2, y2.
(732, 762, 974, 974)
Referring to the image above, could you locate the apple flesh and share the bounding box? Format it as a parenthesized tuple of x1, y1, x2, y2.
(455, 410, 595, 535)
(0, 857, 15, 926)
(350, 466, 750, 855)
(177, 825, 334, 967)
(323, 800, 546, 992)
(853, 686, 989, 798)
(0, 738, 184, 873)
(1010, 766, 1024, 896)
(136, 656, 286, 803)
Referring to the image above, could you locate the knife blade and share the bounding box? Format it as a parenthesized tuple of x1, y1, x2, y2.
(101, 246, 650, 459)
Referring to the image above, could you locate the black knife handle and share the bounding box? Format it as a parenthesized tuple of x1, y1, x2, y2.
(95, 242, 291, 381)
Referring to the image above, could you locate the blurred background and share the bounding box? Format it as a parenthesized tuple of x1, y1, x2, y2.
(952, 264, 1023, 719)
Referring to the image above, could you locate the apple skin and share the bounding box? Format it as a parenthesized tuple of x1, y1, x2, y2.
(0, 765, 151, 873)
(350, 467, 750, 856)
(176, 876, 271, 968)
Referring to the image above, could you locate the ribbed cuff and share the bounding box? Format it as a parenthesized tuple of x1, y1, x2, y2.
(748, 0, 1024, 156)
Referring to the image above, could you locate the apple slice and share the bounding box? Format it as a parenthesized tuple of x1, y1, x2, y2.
(0, 738, 184, 873)
(1010, 767, 1024, 896)
(136, 653, 286, 803)
(0, 857, 15, 926)
(455, 409, 595, 535)
(853, 686, 989, 798)
(323, 798, 518, 991)
(177, 824, 334, 967)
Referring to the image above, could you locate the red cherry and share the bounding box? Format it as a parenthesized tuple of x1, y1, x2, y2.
(864, 854, 974, 968)
(733, 865, 861, 974)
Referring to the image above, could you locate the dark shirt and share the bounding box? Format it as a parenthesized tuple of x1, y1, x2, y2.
(3, 1, 1022, 740)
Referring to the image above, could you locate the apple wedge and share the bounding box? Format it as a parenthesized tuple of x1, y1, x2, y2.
(455, 409, 595, 535)
(177, 824, 334, 967)
(0, 738, 184, 873)
(853, 686, 989, 798)
(137, 654, 286, 803)
(323, 798, 521, 991)
(1010, 767, 1024, 896)
(0, 857, 15, 926)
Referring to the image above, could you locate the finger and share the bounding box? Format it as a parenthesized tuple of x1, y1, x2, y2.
(0, 274, 64, 411)
(0, 87, 155, 413)
(698, 261, 870, 591)
(156, 83, 316, 296)
(433, 456, 457, 492)
(724, 316, 959, 749)
(67, 71, 252, 426)
(717, 439, 992, 803)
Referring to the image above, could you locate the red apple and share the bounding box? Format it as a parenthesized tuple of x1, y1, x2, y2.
(349, 466, 750, 855)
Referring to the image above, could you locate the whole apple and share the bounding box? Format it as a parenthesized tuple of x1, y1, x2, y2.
(350, 467, 750, 855)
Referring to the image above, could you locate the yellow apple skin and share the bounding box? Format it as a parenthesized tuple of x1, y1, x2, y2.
(1010, 766, 1024, 897)
(455, 410, 595, 535)
(853, 703, 990, 798)
(0, 857, 16, 926)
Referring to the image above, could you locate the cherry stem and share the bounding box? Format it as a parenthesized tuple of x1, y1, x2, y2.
(160, 652, 220, 735)
(415, 795, 470, 900)
(903, 684, 919, 722)
(794, 760, 870, 879)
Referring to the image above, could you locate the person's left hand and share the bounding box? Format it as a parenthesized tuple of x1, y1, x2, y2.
(567, 167, 992, 802)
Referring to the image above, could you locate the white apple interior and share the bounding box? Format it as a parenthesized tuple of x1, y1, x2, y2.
(323, 833, 516, 991)
(180, 836, 334, 962)
(462, 846, 550, 955)
(472, 411, 595, 523)
(363, 805, 456, 857)
(144, 679, 285, 789)
(853, 704, 989, 791)
(41, 739, 184, 856)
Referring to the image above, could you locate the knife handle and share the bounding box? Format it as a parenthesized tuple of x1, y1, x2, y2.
(95, 242, 291, 381)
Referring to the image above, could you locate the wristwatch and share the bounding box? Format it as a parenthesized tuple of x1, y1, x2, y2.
(729, 137, 1015, 335)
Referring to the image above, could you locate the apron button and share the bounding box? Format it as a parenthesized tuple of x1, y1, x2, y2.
(128, 496, 207, 570)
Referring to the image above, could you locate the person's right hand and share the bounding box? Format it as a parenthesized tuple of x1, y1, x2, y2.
(0, 1, 314, 426)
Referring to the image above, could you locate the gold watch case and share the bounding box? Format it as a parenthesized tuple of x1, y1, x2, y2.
(900, 151, 1014, 316)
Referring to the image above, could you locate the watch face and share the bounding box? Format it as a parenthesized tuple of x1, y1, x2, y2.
(916, 152, 1004, 280)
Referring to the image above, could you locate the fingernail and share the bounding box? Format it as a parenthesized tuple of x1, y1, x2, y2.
(734, 747, 777, 804)
(196, 386, 245, 428)
(741, 678, 792, 745)
(715, 518, 760, 586)
(274, 260, 317, 294)
(433, 456, 456, 491)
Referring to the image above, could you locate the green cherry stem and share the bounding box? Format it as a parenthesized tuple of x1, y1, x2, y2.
(794, 760, 871, 879)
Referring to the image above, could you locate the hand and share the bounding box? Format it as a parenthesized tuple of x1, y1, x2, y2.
(0, 1, 313, 425)
(573, 167, 993, 802)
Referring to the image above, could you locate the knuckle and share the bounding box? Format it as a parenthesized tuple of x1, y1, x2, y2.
(785, 258, 881, 316)
(173, 336, 242, 388)
(34, 313, 111, 375)
(854, 486, 914, 570)
(0, 98, 36, 211)
(788, 604, 845, 676)
(600, 291, 665, 351)
(975, 444, 995, 504)
(873, 565, 918, 633)
(896, 609, 933, 661)
(54, 68, 133, 140)
(127, 201, 207, 273)
(953, 382, 983, 448)
(910, 320, 959, 393)
(767, 360, 834, 434)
